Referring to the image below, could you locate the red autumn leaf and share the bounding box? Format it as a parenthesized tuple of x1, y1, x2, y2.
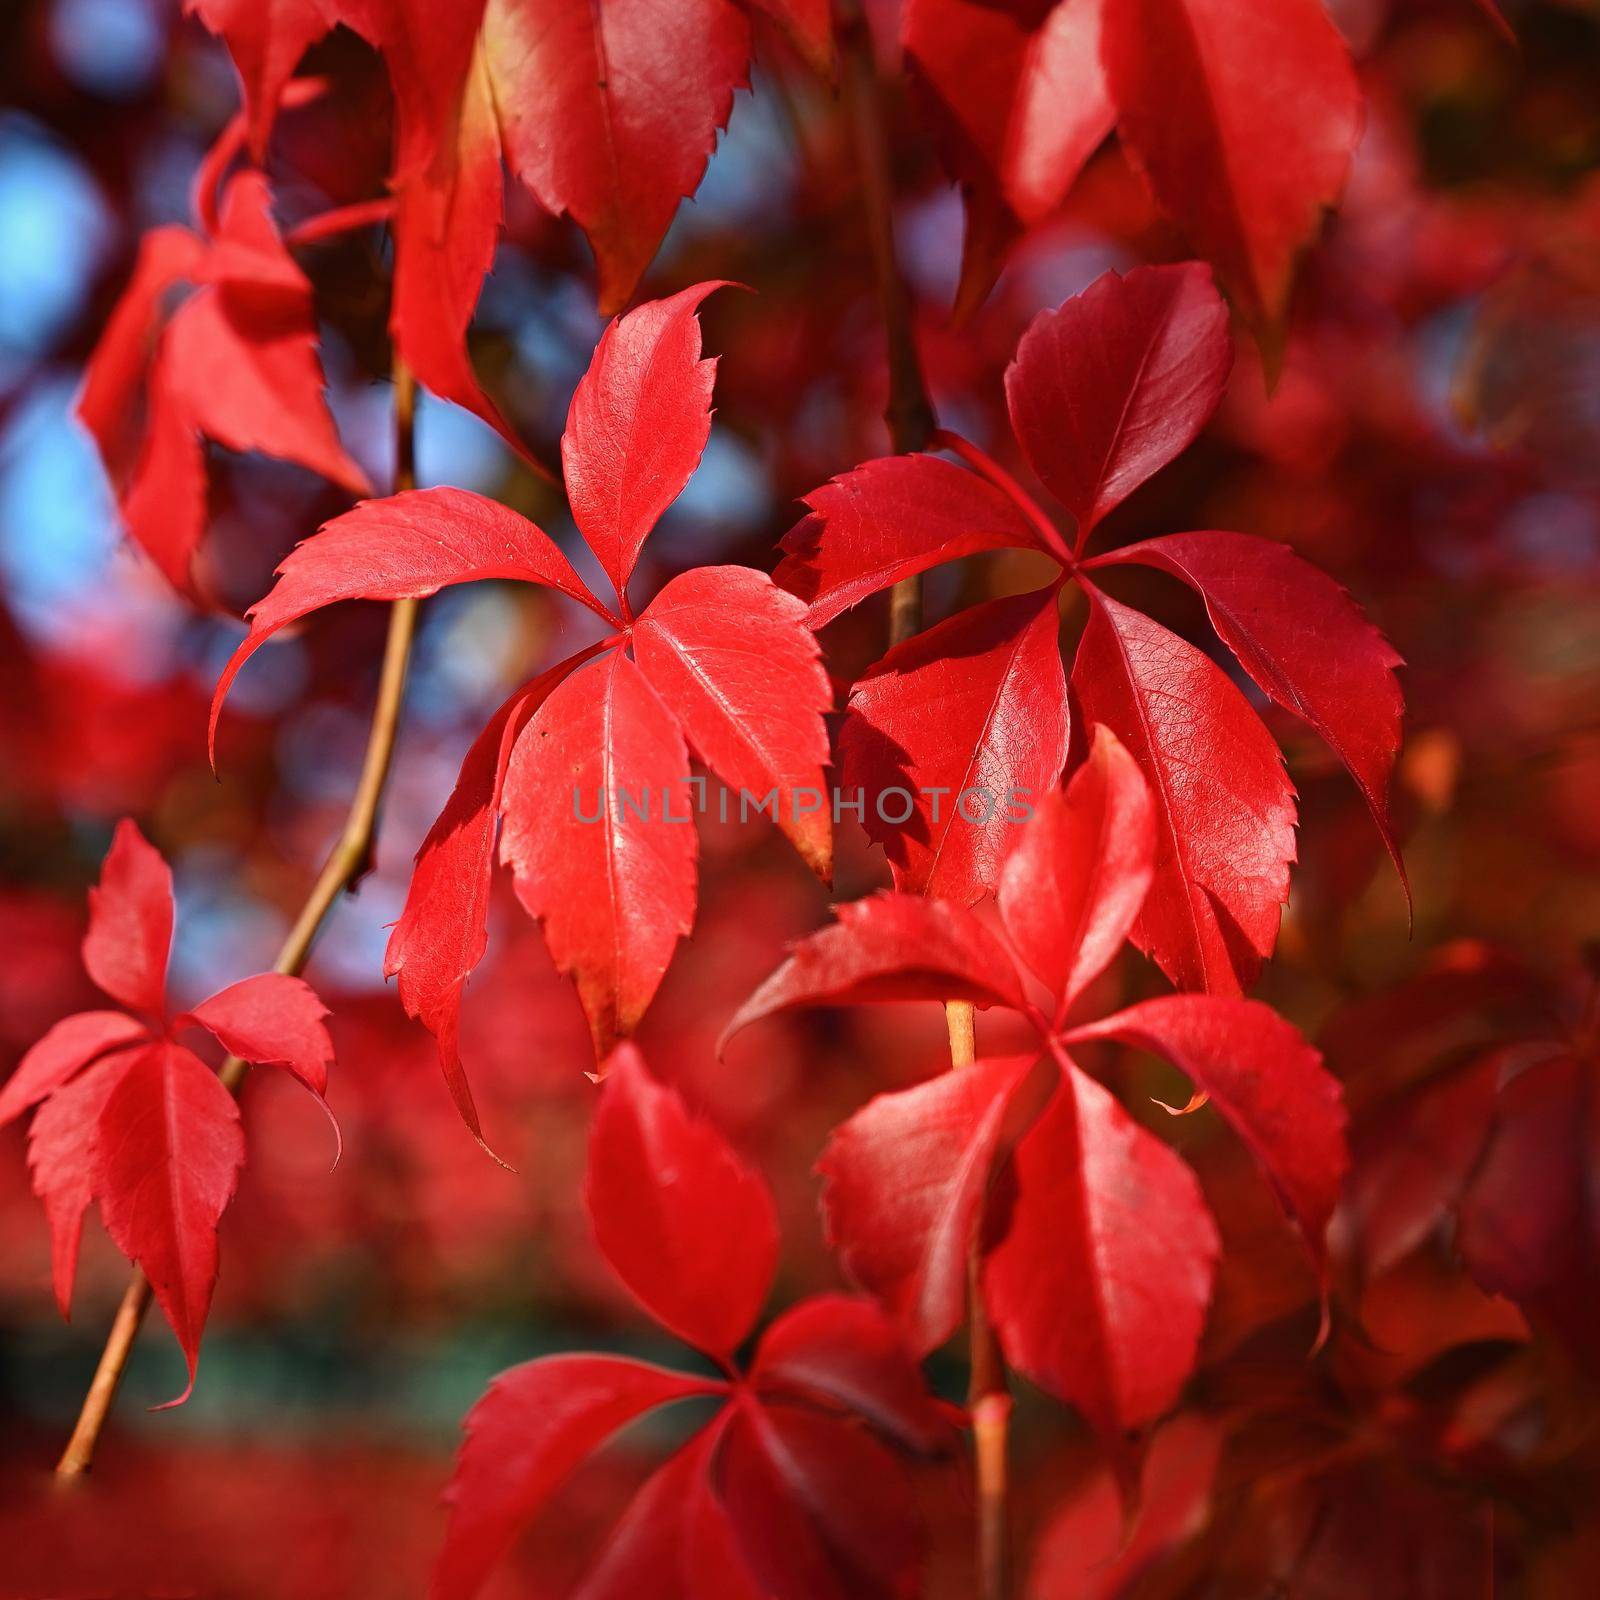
(748, 1295, 954, 1454)
(433, 1046, 942, 1599)
(734, 728, 1340, 1430)
(95, 1040, 246, 1402)
(776, 453, 1041, 629)
(634, 566, 834, 879)
(1457, 1051, 1600, 1363)
(817, 1054, 1058, 1353)
(584, 1044, 778, 1355)
(432, 1355, 724, 1600)
(1087, 529, 1408, 885)
(1067, 995, 1349, 1270)
(562, 282, 730, 608)
(720, 892, 1034, 1047)
(1100, 0, 1362, 357)
(499, 650, 699, 1058)
(982, 1057, 1220, 1436)
(77, 171, 370, 602)
(715, 1400, 924, 1600)
(216, 287, 833, 1118)
(1004, 262, 1232, 538)
(383, 645, 614, 1142)
(1071, 587, 1298, 995)
(744, 0, 834, 75)
(839, 587, 1071, 905)
(996, 722, 1154, 1016)
(0, 820, 337, 1384)
(905, 0, 1115, 316)
(789, 265, 1399, 965)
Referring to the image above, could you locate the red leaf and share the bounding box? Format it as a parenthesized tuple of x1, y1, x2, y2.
(385, 646, 612, 1138)
(0, 1010, 150, 1128)
(115, 354, 210, 597)
(1068, 995, 1348, 1269)
(1101, 0, 1362, 356)
(983, 1058, 1219, 1436)
(751, 1294, 952, 1453)
(904, 0, 1114, 316)
(1071, 587, 1297, 995)
(562, 282, 730, 607)
(499, 650, 697, 1056)
(997, 723, 1153, 1016)
(432, 1354, 724, 1600)
(388, 41, 525, 454)
(1004, 264, 1232, 536)
(1089, 530, 1407, 886)
(94, 1041, 246, 1399)
(1457, 1052, 1600, 1361)
(211, 486, 607, 759)
(178, 973, 334, 1100)
(25, 1051, 141, 1319)
(840, 587, 1071, 904)
(585, 1045, 778, 1355)
(716, 1400, 923, 1600)
(488, 5, 751, 314)
(185, 0, 330, 159)
(635, 566, 833, 879)
(83, 819, 173, 1022)
(720, 892, 1031, 1050)
(818, 1055, 1056, 1354)
(775, 454, 1040, 629)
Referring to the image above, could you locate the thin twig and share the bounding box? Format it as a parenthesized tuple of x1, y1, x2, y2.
(839, 0, 931, 646)
(55, 360, 423, 1479)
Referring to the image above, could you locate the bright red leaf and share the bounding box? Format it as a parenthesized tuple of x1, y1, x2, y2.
(0, 821, 336, 1385)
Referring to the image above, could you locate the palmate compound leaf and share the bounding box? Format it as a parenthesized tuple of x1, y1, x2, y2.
(432, 1049, 941, 1599)
(215, 285, 832, 1124)
(732, 728, 1347, 1432)
(1, 821, 335, 1390)
(787, 265, 1401, 988)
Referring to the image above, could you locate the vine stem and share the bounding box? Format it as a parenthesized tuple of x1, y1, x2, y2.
(55, 358, 423, 1479)
(838, 8, 1010, 1593)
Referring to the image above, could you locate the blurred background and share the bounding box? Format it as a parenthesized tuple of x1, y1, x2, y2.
(0, 0, 1597, 1593)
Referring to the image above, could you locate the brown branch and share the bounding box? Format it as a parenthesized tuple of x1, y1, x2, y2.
(839, 0, 932, 646)
(55, 359, 423, 1479)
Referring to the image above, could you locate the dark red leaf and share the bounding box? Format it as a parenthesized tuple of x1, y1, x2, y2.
(1089, 530, 1407, 886)
(585, 1045, 778, 1356)
(840, 588, 1071, 904)
(751, 1294, 952, 1453)
(432, 1354, 724, 1600)
(1071, 587, 1297, 995)
(1101, 0, 1362, 357)
(1004, 264, 1232, 536)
